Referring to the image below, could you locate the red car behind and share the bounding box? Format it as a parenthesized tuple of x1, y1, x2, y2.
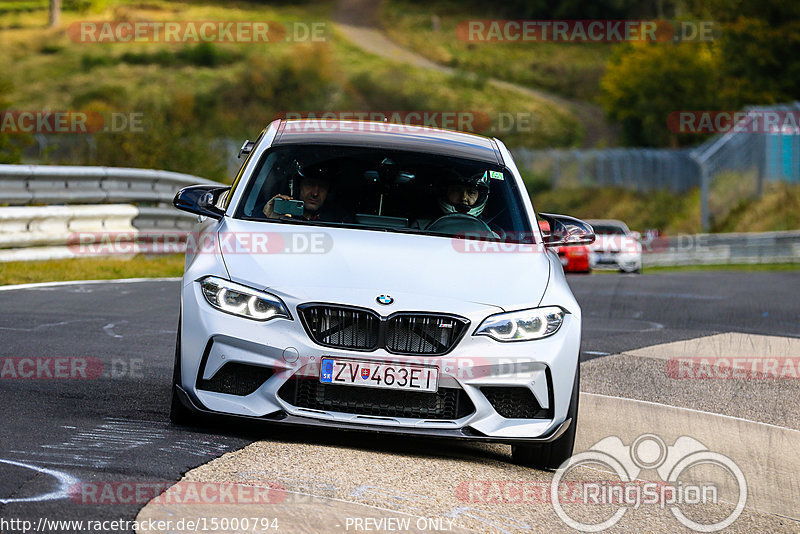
(539, 220, 591, 273)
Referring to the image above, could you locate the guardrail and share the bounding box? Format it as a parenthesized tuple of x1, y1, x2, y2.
(1, 165, 798, 267)
(0, 164, 216, 262)
(0, 164, 217, 205)
(642, 231, 800, 267)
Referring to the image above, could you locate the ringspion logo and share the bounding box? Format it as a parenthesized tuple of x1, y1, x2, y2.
(551, 434, 746, 532)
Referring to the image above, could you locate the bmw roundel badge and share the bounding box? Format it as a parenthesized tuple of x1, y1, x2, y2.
(376, 294, 394, 305)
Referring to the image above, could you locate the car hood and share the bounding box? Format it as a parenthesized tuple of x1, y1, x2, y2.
(217, 219, 551, 313)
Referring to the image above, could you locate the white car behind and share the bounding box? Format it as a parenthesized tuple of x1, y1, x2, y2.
(586, 219, 643, 273)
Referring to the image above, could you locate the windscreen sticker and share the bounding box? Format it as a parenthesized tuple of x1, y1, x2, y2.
(489, 170, 504, 180)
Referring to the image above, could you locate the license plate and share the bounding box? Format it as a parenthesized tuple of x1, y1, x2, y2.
(320, 358, 438, 393)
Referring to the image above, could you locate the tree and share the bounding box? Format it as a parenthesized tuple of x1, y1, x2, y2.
(49, 0, 61, 28)
(599, 41, 720, 147)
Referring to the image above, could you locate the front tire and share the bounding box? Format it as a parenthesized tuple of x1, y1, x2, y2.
(169, 315, 200, 425)
(512, 363, 580, 470)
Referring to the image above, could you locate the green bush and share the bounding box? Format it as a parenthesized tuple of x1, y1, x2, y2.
(0, 77, 33, 164)
(599, 41, 719, 147)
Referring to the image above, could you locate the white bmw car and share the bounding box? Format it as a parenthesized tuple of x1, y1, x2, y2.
(585, 219, 643, 273)
(171, 120, 594, 469)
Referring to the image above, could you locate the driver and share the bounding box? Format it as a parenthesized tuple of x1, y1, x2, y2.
(438, 171, 490, 217)
(263, 163, 336, 221)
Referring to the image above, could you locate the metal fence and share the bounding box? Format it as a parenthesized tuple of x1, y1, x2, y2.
(690, 102, 799, 229)
(12, 103, 800, 233)
(511, 147, 700, 193)
(511, 102, 800, 230)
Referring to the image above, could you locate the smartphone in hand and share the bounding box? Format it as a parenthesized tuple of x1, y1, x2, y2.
(274, 198, 305, 217)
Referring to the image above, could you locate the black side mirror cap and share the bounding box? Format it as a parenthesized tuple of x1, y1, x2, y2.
(173, 185, 230, 220)
(238, 139, 255, 159)
(539, 212, 595, 247)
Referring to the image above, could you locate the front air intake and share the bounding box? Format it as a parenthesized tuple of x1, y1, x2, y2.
(197, 362, 273, 396)
(480, 386, 552, 419)
(278, 378, 475, 420)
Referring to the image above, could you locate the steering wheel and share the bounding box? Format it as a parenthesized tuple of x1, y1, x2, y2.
(425, 213, 495, 235)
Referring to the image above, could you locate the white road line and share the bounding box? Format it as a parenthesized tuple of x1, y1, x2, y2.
(583, 392, 800, 434)
(0, 459, 79, 504)
(103, 321, 126, 339)
(0, 277, 180, 292)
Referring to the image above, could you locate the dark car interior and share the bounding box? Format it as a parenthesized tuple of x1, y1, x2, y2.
(235, 145, 534, 242)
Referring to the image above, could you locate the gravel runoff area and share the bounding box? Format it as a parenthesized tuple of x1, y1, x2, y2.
(136, 332, 800, 533)
(582, 332, 800, 431)
(136, 436, 797, 533)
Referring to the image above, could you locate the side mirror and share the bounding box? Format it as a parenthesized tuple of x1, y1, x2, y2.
(173, 185, 230, 220)
(238, 139, 255, 159)
(630, 230, 641, 241)
(539, 213, 595, 247)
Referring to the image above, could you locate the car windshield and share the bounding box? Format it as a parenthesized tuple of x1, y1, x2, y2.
(591, 224, 627, 235)
(235, 144, 534, 241)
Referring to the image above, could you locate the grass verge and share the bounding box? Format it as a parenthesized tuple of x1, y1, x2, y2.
(643, 263, 800, 274)
(529, 182, 800, 234)
(0, 254, 185, 285)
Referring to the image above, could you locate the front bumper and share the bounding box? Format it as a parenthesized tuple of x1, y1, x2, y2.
(589, 251, 642, 271)
(174, 384, 574, 444)
(179, 280, 581, 441)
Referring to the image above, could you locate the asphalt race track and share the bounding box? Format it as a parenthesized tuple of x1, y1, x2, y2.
(0, 272, 798, 533)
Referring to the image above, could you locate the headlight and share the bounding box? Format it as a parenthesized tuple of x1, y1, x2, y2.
(474, 306, 565, 341)
(199, 276, 291, 321)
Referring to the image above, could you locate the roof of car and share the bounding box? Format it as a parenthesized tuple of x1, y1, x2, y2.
(585, 219, 631, 232)
(273, 120, 503, 165)
(585, 219, 628, 227)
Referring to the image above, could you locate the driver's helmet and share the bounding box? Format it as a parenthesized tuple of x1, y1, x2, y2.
(437, 171, 490, 217)
(289, 160, 332, 195)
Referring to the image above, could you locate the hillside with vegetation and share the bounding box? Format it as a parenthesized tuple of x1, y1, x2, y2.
(0, 0, 581, 181)
(0, 0, 797, 234)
